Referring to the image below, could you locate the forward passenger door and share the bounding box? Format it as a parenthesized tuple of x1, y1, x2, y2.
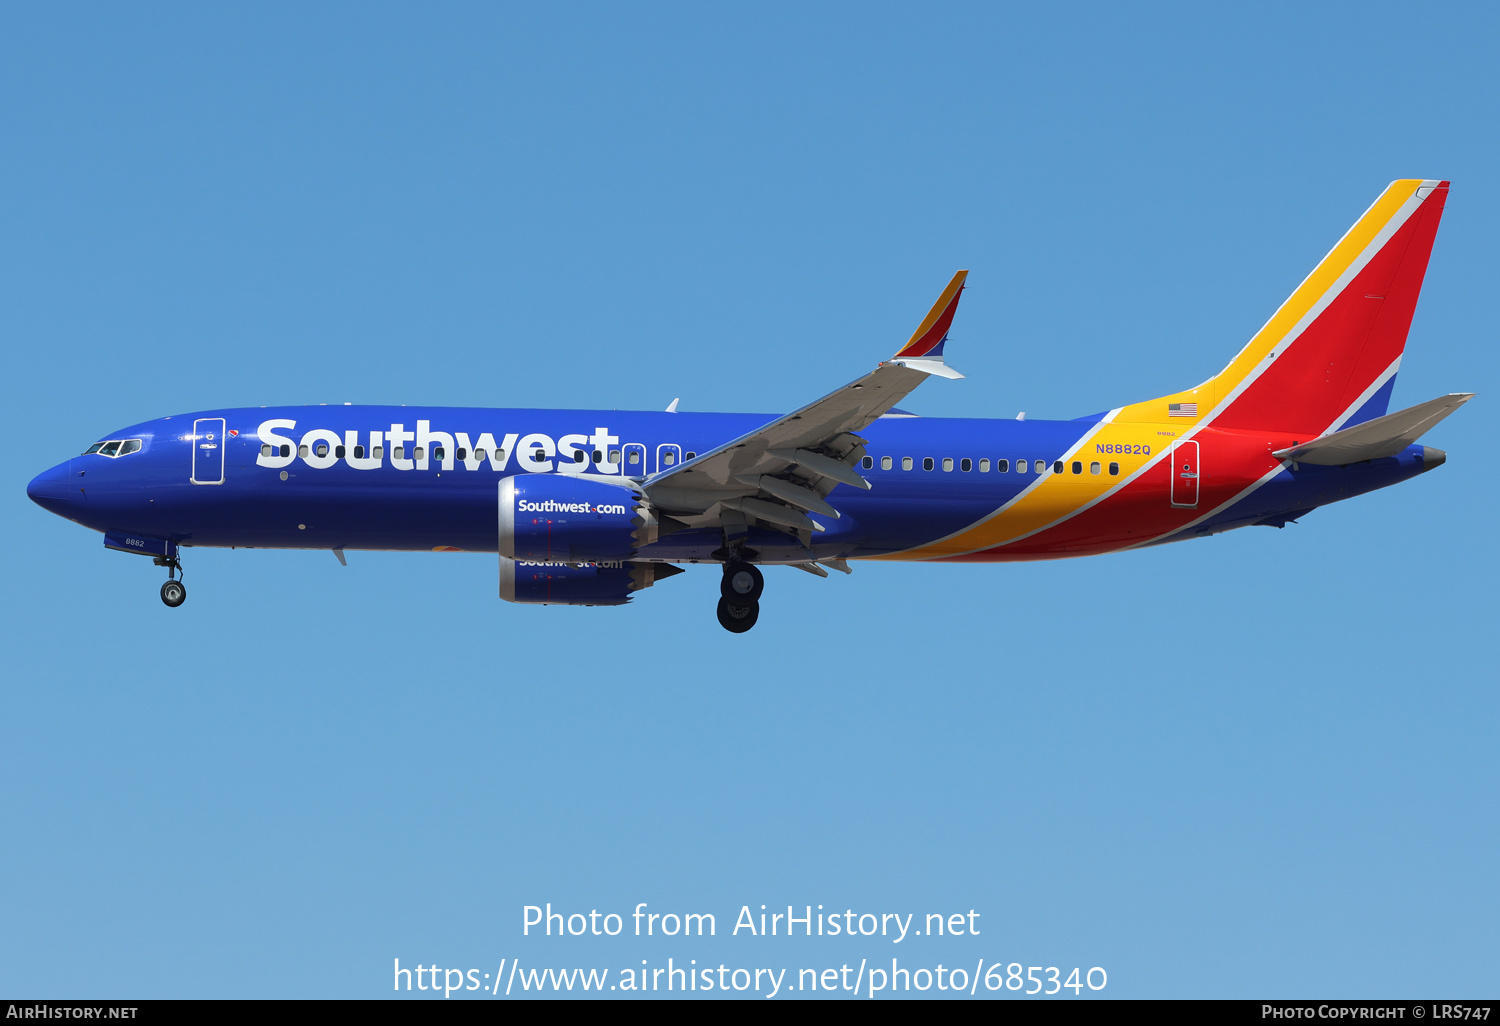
(190, 418, 226, 485)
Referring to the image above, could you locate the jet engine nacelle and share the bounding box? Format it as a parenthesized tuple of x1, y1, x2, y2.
(498, 474, 648, 563)
(500, 557, 683, 606)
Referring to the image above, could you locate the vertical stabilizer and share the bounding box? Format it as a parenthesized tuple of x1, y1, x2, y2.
(1117, 180, 1449, 435)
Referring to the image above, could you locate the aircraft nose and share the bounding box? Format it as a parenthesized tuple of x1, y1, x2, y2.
(27, 459, 84, 517)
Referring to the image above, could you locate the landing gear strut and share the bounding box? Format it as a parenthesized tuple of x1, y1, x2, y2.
(155, 553, 186, 608)
(717, 561, 763, 633)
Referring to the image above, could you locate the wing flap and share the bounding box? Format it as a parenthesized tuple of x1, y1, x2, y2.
(721, 495, 826, 532)
(739, 474, 843, 517)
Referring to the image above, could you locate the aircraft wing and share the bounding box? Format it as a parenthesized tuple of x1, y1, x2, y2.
(641, 271, 968, 532)
(1273, 392, 1474, 465)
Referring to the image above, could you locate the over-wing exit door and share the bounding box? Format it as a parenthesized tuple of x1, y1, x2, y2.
(1170, 439, 1200, 508)
(621, 443, 647, 478)
(656, 443, 682, 475)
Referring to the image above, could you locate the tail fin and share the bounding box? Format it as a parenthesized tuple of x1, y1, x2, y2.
(1117, 180, 1449, 435)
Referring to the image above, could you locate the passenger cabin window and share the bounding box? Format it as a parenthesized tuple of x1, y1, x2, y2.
(609, 450, 621, 463)
(1090, 461, 1100, 475)
(942, 457, 953, 472)
(901, 457, 913, 470)
(627, 451, 640, 465)
(414, 447, 425, 460)
(1053, 461, 1064, 474)
(475, 448, 486, 460)
(861, 456, 874, 469)
(373, 446, 384, 459)
(356, 445, 367, 459)
(336, 445, 346, 459)
(280, 444, 292, 458)
(1017, 460, 1029, 474)
(315, 443, 329, 458)
(922, 457, 935, 471)
(960, 458, 971, 472)
(574, 451, 587, 464)
(1109, 462, 1120, 476)
(685, 452, 696, 460)
(299, 444, 310, 457)
(662, 453, 675, 466)
(1071, 461, 1082, 474)
(979, 458, 990, 473)
(261, 444, 272, 457)
(455, 447, 466, 460)
(432, 447, 444, 461)
(996, 459, 1008, 473)
(881, 456, 892, 470)
(83, 443, 104, 455)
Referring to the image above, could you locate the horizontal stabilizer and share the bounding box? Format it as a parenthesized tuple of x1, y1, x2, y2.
(1274, 393, 1473, 465)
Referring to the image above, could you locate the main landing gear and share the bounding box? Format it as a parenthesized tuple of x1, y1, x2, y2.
(155, 554, 186, 608)
(716, 561, 764, 633)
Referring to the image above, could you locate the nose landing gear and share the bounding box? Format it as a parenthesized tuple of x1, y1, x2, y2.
(154, 554, 186, 608)
(717, 561, 763, 633)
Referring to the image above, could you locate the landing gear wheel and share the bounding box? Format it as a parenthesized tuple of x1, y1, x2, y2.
(720, 562, 764, 604)
(160, 580, 186, 608)
(716, 597, 759, 633)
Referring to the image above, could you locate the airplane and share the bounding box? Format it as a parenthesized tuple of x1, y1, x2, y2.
(27, 179, 1472, 632)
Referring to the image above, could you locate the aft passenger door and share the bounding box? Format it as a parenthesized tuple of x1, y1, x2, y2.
(1169, 439, 1200, 508)
(191, 418, 226, 485)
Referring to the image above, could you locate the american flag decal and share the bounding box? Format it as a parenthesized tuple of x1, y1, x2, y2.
(1168, 402, 1198, 417)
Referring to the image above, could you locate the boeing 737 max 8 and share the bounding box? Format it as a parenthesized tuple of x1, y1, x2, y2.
(27, 179, 1471, 631)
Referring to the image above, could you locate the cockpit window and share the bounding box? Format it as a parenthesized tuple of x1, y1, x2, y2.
(86, 439, 144, 457)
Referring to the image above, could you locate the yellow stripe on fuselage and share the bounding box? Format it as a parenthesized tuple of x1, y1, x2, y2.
(863, 419, 1168, 560)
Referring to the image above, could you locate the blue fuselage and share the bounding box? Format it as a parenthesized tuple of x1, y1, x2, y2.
(27, 405, 1433, 563)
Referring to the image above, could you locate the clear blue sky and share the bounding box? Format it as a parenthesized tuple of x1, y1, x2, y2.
(1, 2, 1495, 999)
